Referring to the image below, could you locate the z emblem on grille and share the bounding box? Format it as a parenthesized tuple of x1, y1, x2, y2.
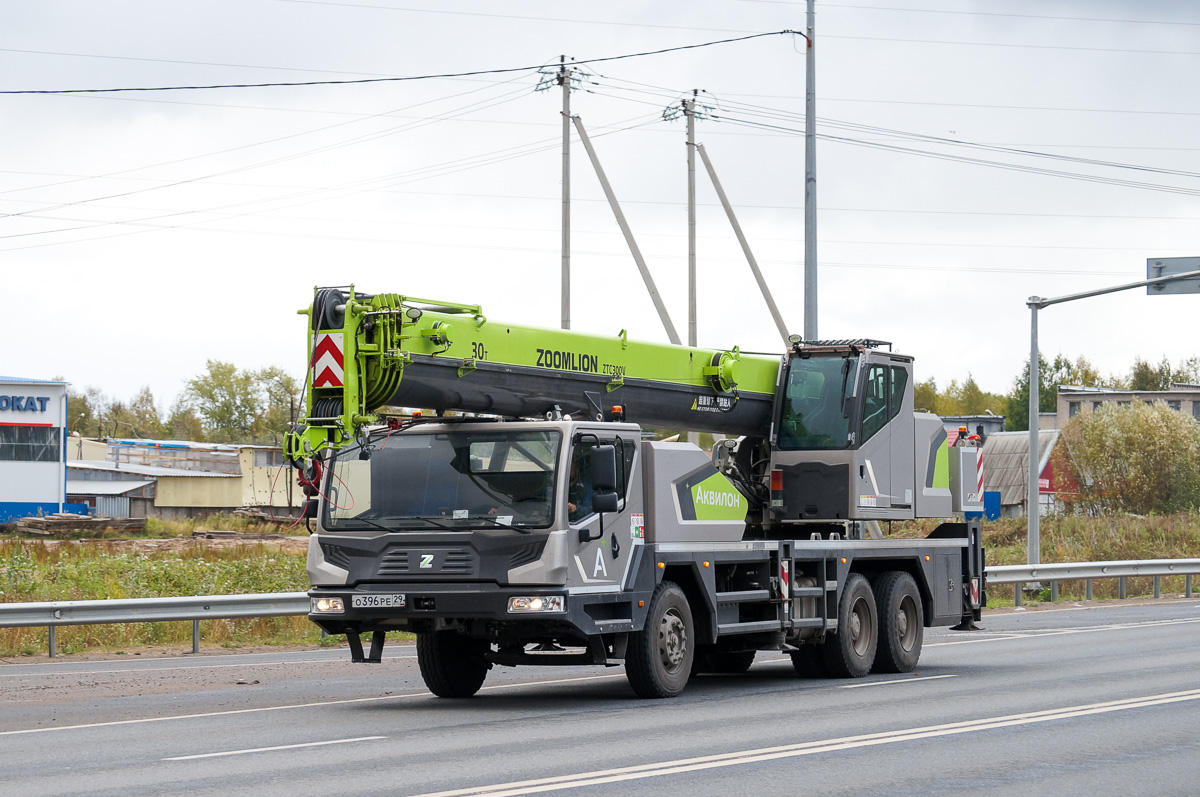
(419, 554, 434, 569)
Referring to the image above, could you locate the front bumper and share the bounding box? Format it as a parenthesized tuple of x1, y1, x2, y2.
(307, 582, 647, 640)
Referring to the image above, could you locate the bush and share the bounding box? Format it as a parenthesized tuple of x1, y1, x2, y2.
(1056, 401, 1200, 515)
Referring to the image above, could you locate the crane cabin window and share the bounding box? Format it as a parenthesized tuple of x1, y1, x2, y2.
(778, 356, 856, 450)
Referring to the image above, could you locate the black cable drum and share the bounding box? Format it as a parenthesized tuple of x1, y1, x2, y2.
(312, 288, 346, 331)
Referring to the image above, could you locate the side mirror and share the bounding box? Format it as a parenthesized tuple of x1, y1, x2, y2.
(591, 444, 617, 492)
(301, 498, 319, 519)
(592, 492, 619, 514)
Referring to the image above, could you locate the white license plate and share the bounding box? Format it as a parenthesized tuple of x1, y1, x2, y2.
(352, 594, 406, 608)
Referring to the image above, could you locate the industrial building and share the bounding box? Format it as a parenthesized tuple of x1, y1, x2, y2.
(0, 376, 78, 523)
(66, 437, 301, 520)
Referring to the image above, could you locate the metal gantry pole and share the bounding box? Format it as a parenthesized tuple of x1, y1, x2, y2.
(1028, 298, 1041, 565)
(686, 93, 698, 347)
(1024, 266, 1200, 565)
(803, 0, 818, 342)
(560, 57, 572, 330)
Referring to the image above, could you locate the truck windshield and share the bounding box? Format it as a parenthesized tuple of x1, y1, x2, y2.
(324, 429, 560, 531)
(777, 355, 857, 450)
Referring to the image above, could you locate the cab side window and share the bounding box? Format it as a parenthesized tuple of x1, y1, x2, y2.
(861, 365, 908, 444)
(861, 365, 889, 443)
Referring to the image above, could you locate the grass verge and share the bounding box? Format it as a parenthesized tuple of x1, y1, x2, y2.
(0, 539, 316, 657)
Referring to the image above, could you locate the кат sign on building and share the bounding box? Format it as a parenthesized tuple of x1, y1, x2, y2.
(0, 376, 68, 522)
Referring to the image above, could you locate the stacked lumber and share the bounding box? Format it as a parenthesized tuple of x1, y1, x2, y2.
(16, 514, 147, 535)
(191, 529, 289, 540)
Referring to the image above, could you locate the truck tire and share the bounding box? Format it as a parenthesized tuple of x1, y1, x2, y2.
(789, 644, 828, 678)
(694, 648, 756, 675)
(626, 581, 694, 698)
(416, 631, 491, 698)
(872, 571, 923, 673)
(708, 650, 756, 674)
(820, 573, 877, 678)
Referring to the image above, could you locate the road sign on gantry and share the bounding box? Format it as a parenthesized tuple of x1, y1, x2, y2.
(1146, 256, 1200, 295)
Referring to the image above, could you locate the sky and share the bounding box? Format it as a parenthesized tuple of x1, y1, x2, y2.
(2, 1, 1198, 416)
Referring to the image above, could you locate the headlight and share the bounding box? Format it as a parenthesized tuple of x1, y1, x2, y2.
(507, 595, 565, 613)
(311, 597, 345, 613)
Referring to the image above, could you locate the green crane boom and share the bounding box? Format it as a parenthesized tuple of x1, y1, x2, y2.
(284, 287, 783, 465)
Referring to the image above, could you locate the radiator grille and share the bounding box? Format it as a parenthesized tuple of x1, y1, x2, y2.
(376, 546, 477, 577)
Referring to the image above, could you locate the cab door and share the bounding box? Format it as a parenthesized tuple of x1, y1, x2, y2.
(856, 361, 893, 510)
(566, 436, 641, 591)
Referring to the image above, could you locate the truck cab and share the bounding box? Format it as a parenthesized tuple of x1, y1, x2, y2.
(770, 342, 952, 523)
(307, 420, 658, 663)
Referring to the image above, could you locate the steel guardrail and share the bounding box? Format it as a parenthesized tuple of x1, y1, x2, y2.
(0, 592, 310, 628)
(986, 559, 1200, 584)
(1, 557, 1197, 657)
(0, 592, 310, 657)
(986, 558, 1198, 606)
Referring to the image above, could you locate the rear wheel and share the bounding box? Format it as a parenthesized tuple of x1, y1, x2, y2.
(626, 581, 694, 698)
(820, 574, 878, 678)
(872, 571, 923, 673)
(416, 631, 491, 698)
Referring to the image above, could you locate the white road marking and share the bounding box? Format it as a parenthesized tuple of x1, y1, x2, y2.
(839, 674, 957, 688)
(0, 656, 417, 678)
(0, 646, 417, 670)
(411, 689, 1200, 797)
(927, 615, 1200, 647)
(0, 673, 625, 736)
(164, 736, 386, 760)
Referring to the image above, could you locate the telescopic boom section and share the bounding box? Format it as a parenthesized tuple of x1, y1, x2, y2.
(284, 287, 782, 465)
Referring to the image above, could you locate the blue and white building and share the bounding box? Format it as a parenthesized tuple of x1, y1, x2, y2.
(0, 376, 71, 523)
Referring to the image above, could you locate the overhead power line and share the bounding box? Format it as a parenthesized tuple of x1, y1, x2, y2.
(0, 32, 799, 95)
(745, 1, 1200, 28)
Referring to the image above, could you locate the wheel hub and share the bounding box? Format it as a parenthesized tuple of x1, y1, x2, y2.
(659, 609, 687, 669)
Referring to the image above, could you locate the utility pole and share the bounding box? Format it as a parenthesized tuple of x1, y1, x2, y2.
(558, 57, 573, 330)
(686, 91, 698, 346)
(803, 0, 818, 342)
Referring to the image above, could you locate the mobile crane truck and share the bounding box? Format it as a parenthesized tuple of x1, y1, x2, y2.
(285, 287, 984, 698)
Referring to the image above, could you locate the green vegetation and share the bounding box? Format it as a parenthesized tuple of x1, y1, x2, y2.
(1002, 353, 1200, 432)
(0, 540, 316, 656)
(1056, 402, 1200, 515)
(897, 513, 1200, 605)
(65, 361, 300, 446)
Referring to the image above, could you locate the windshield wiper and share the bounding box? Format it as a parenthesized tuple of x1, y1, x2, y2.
(341, 514, 458, 532)
(348, 514, 394, 533)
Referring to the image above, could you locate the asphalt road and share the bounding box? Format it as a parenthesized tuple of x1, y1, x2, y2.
(2, 599, 1199, 796)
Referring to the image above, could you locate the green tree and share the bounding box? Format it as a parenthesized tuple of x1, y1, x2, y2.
(913, 378, 939, 414)
(166, 398, 206, 441)
(1004, 354, 1057, 432)
(958, 374, 989, 415)
(1124, 355, 1199, 390)
(183, 360, 260, 443)
(1128, 356, 1173, 391)
(252, 367, 301, 445)
(61, 382, 104, 437)
(1056, 401, 1200, 515)
(127, 386, 166, 438)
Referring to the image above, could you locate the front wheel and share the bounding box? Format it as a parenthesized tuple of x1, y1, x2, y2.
(416, 631, 491, 698)
(626, 581, 694, 698)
